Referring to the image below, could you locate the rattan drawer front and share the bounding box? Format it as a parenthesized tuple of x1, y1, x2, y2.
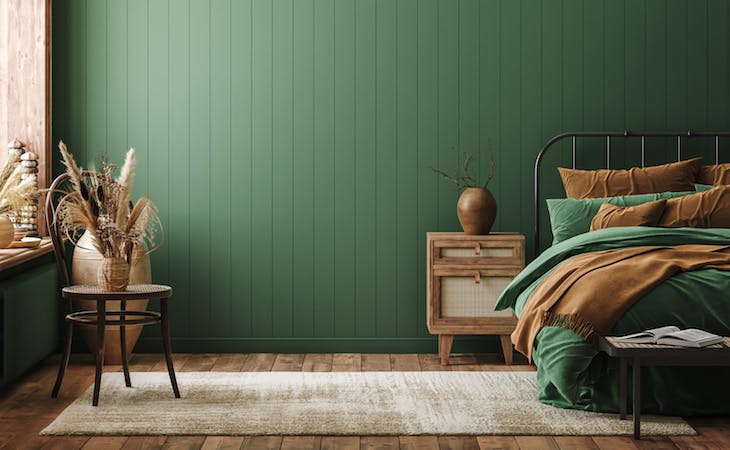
(433, 237, 524, 267)
(440, 276, 513, 318)
(441, 247, 513, 258)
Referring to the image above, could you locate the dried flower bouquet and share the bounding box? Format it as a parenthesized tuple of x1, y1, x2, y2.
(54, 142, 162, 266)
(0, 152, 37, 215)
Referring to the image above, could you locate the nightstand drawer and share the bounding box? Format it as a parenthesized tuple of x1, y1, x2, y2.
(432, 235, 524, 267)
(439, 275, 514, 318)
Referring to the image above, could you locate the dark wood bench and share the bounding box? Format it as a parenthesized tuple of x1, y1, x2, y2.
(597, 336, 730, 439)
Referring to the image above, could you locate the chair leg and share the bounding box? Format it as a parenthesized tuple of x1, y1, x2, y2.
(160, 298, 180, 398)
(92, 301, 106, 406)
(51, 320, 73, 398)
(120, 299, 132, 387)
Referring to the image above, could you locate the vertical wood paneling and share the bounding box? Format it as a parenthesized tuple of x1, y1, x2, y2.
(230, 0, 253, 337)
(498, 0, 520, 231)
(353, 0, 376, 337)
(645, 0, 668, 162)
(313, 0, 336, 337)
(396, 0, 418, 338)
(603, 0, 626, 167)
(148, 0, 170, 286)
(251, 0, 273, 336)
(707, 0, 729, 133)
(272, 0, 293, 337)
(188, 0, 211, 337)
(417, 0, 438, 338)
(106, 0, 127, 162)
(520, 0, 540, 258)
(292, 0, 315, 337)
(480, 0, 500, 230)
(333, 0, 356, 337)
(539, 0, 562, 248)
(167, 0, 191, 336)
(209, 0, 232, 335)
(53, 0, 730, 351)
(375, 0, 397, 337)
(84, 0, 103, 173)
(437, 0, 459, 233)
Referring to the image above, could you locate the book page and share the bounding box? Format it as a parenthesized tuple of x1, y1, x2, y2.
(665, 329, 720, 342)
(616, 326, 678, 340)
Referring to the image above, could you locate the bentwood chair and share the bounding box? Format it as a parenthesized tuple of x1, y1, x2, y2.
(45, 172, 180, 406)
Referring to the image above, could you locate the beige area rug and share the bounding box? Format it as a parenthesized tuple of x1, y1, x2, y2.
(41, 371, 694, 436)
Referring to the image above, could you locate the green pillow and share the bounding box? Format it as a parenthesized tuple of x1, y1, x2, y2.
(546, 191, 695, 245)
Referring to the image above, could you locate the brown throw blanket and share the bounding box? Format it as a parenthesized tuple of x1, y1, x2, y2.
(512, 244, 730, 360)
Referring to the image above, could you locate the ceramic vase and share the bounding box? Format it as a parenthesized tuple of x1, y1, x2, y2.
(457, 187, 497, 235)
(72, 230, 151, 364)
(0, 215, 14, 248)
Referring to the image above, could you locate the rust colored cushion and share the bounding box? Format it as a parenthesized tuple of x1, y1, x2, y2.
(658, 185, 730, 228)
(698, 163, 730, 185)
(558, 157, 702, 199)
(589, 199, 668, 231)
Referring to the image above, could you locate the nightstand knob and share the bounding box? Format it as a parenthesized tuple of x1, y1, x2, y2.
(474, 271, 481, 284)
(474, 242, 481, 255)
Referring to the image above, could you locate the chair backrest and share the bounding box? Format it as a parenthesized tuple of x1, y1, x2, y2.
(45, 171, 95, 288)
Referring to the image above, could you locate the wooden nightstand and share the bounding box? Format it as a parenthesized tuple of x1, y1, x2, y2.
(427, 232, 525, 365)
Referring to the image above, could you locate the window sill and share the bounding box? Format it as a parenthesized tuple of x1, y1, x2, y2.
(0, 238, 53, 272)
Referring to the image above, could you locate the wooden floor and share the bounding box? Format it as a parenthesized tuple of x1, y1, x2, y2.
(0, 353, 728, 450)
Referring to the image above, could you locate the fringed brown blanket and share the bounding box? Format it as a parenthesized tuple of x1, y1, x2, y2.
(512, 244, 730, 360)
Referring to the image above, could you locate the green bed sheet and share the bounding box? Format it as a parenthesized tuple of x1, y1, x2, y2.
(495, 226, 730, 416)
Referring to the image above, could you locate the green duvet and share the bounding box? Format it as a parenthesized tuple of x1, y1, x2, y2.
(495, 227, 730, 416)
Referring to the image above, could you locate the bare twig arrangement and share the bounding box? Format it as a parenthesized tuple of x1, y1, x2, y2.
(0, 152, 37, 215)
(54, 142, 162, 262)
(430, 146, 496, 191)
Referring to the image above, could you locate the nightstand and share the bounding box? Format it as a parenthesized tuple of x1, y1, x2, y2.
(427, 232, 525, 365)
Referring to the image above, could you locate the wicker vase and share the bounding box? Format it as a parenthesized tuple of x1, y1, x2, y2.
(99, 257, 131, 291)
(0, 215, 14, 248)
(72, 230, 151, 364)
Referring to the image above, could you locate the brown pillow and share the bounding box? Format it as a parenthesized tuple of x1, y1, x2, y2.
(590, 199, 667, 231)
(558, 157, 702, 199)
(658, 185, 730, 228)
(698, 163, 730, 185)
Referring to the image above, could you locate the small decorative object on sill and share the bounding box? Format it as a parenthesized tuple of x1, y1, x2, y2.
(431, 146, 497, 235)
(19, 150, 40, 237)
(54, 141, 163, 292)
(0, 140, 38, 247)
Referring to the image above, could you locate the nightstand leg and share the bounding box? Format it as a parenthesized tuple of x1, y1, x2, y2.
(619, 357, 627, 420)
(633, 357, 641, 440)
(439, 335, 454, 365)
(499, 335, 513, 365)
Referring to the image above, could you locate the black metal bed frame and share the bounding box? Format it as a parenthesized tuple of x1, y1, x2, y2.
(534, 131, 730, 254)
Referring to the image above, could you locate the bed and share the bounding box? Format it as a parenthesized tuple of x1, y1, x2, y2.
(495, 131, 730, 416)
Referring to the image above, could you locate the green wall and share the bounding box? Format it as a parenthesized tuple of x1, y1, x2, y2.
(52, 0, 730, 352)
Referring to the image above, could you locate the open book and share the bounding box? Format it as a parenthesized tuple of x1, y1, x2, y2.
(615, 326, 724, 348)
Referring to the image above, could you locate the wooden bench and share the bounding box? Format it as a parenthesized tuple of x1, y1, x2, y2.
(597, 336, 730, 439)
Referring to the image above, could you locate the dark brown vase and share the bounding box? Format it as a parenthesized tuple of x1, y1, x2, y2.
(457, 187, 497, 235)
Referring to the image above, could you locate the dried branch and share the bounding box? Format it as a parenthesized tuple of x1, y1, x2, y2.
(430, 145, 498, 191)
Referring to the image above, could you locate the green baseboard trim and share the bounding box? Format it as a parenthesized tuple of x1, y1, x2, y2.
(134, 336, 500, 354)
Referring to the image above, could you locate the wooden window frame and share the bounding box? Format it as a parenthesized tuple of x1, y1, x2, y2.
(0, 0, 52, 234)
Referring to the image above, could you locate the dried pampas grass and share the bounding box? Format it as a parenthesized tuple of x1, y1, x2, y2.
(0, 155, 37, 216)
(54, 142, 162, 262)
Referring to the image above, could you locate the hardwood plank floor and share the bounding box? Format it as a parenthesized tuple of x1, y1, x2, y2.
(1, 353, 728, 450)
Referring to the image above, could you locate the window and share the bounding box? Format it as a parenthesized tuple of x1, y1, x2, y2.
(0, 0, 52, 236)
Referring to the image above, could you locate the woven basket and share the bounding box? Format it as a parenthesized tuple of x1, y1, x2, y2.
(98, 257, 130, 292)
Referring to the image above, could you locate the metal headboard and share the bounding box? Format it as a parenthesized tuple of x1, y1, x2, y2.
(534, 131, 730, 255)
